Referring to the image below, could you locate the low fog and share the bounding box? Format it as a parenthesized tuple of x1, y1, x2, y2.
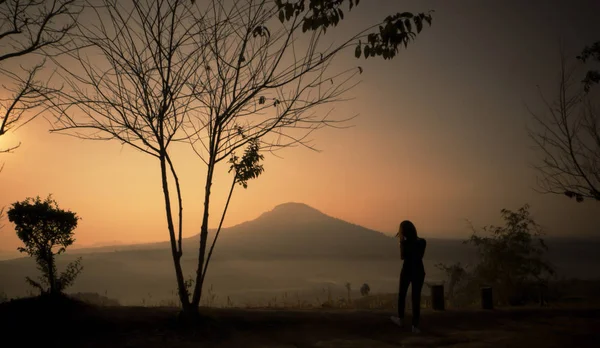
(2, 203, 598, 306)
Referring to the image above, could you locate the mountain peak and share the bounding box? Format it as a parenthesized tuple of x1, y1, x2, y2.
(272, 202, 320, 212)
(256, 202, 329, 224)
(216, 201, 397, 259)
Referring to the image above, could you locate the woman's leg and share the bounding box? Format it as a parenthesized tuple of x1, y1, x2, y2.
(398, 270, 411, 319)
(411, 272, 425, 327)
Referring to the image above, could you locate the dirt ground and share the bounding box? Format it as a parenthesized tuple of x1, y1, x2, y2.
(1, 297, 598, 347)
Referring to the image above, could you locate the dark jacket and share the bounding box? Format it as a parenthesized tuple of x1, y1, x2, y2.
(400, 237, 426, 275)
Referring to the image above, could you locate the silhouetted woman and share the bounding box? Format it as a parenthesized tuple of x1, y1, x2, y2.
(391, 220, 427, 333)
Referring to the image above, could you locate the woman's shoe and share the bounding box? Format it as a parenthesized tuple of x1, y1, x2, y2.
(390, 316, 404, 327)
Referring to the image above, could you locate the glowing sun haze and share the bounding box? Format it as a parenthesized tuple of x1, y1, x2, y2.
(1, 0, 599, 252)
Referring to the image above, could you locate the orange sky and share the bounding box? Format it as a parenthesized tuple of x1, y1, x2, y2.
(1, 0, 599, 252)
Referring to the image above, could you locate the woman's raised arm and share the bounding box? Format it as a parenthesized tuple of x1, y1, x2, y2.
(400, 240, 405, 260)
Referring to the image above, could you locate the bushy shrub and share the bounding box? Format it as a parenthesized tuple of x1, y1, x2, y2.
(438, 204, 555, 307)
(8, 195, 83, 295)
(360, 283, 370, 296)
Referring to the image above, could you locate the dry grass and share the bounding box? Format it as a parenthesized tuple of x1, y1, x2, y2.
(1, 293, 599, 348)
(129, 277, 600, 311)
(3, 278, 597, 347)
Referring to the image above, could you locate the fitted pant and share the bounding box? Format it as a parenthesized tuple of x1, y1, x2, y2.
(398, 269, 425, 327)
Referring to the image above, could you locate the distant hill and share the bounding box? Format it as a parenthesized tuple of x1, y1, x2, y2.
(4, 202, 597, 262)
(185, 202, 400, 259)
(65, 202, 406, 259)
(1, 202, 599, 305)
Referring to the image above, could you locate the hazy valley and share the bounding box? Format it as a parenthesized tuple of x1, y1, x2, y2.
(1, 203, 598, 306)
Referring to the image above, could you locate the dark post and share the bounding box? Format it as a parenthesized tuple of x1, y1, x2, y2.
(481, 287, 493, 310)
(431, 284, 445, 311)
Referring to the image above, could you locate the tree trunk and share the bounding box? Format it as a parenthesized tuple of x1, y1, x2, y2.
(191, 156, 216, 308)
(47, 252, 56, 295)
(159, 154, 190, 311)
(201, 175, 236, 288)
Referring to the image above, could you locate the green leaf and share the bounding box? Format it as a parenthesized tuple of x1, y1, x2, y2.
(355, 45, 361, 58)
(279, 10, 284, 23)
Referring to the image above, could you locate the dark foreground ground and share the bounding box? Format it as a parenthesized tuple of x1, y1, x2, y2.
(1, 296, 599, 347)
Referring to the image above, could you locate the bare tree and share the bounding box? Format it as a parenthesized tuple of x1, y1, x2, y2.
(0, 0, 81, 157)
(185, 0, 433, 312)
(50, 0, 213, 311)
(528, 49, 600, 202)
(50, 0, 433, 315)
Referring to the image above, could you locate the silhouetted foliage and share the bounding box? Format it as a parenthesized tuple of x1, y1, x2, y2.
(273, 0, 433, 60)
(49, 0, 432, 314)
(577, 41, 600, 93)
(7, 195, 83, 295)
(202, 139, 265, 286)
(434, 262, 468, 301)
(438, 205, 554, 307)
(528, 49, 600, 203)
(0, 0, 81, 157)
(344, 282, 351, 302)
(229, 139, 265, 190)
(466, 204, 554, 305)
(359, 283, 370, 296)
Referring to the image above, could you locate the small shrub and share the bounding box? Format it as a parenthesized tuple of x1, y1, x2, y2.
(437, 204, 555, 308)
(0, 290, 8, 304)
(360, 283, 370, 296)
(8, 195, 83, 295)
